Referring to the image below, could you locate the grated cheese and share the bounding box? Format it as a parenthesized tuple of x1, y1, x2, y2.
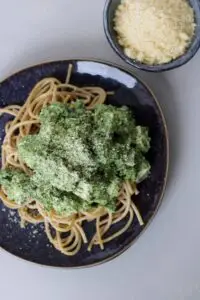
(114, 0, 196, 64)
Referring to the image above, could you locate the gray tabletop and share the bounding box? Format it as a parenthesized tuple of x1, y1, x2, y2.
(0, 1, 200, 299)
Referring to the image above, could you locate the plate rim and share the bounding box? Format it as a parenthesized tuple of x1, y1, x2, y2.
(0, 58, 169, 268)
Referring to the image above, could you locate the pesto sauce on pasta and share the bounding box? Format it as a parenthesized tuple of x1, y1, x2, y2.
(0, 102, 151, 215)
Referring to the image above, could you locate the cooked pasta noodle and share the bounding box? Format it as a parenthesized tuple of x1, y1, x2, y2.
(0, 65, 144, 256)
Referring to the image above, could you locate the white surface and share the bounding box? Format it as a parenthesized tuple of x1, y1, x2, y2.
(0, 1, 200, 299)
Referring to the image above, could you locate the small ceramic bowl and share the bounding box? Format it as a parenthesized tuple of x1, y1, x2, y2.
(103, 0, 200, 72)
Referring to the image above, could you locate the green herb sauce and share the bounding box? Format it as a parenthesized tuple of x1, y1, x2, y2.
(0, 102, 151, 215)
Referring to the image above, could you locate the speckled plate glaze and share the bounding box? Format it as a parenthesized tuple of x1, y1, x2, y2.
(0, 60, 168, 267)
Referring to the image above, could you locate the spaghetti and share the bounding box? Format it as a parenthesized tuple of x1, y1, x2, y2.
(0, 65, 144, 256)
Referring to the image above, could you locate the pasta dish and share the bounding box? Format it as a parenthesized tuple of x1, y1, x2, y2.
(0, 65, 151, 256)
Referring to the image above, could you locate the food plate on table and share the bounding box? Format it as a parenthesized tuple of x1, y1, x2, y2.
(0, 60, 168, 267)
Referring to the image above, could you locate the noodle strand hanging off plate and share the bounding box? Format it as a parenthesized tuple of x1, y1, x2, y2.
(0, 64, 144, 256)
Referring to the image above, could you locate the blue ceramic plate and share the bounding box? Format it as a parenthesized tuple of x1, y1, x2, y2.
(0, 60, 168, 267)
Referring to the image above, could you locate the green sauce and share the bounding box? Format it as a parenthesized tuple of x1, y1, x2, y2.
(0, 102, 151, 215)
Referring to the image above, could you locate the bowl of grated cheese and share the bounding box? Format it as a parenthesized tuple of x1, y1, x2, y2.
(103, 0, 200, 72)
